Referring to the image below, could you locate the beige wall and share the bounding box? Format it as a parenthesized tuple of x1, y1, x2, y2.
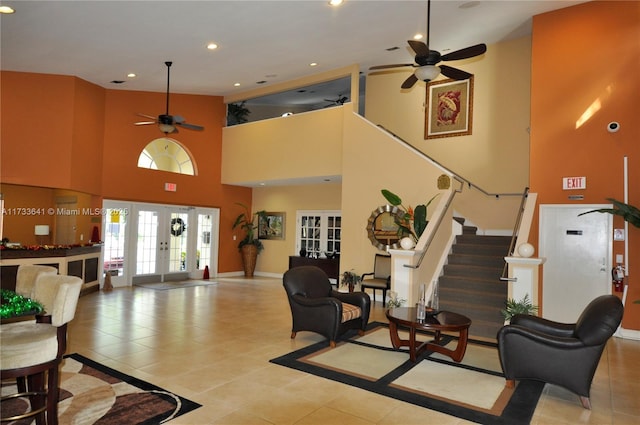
(365, 36, 532, 194)
(251, 183, 342, 275)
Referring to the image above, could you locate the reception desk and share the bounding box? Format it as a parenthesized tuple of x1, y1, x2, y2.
(288, 256, 340, 282)
(0, 245, 101, 295)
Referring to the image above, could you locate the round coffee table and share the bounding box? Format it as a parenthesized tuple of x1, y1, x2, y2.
(385, 307, 471, 362)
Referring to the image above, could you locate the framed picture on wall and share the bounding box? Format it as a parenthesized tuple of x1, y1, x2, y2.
(424, 76, 474, 139)
(258, 212, 285, 240)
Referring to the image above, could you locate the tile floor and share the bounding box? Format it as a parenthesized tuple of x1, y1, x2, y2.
(67, 277, 640, 424)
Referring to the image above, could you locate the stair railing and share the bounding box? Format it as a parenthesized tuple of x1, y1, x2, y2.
(500, 187, 530, 281)
(376, 125, 527, 271)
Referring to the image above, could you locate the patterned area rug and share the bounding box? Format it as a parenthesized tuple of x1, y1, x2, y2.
(270, 323, 543, 425)
(134, 280, 217, 290)
(1, 353, 201, 424)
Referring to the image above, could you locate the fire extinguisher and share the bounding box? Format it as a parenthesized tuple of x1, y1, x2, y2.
(612, 265, 625, 292)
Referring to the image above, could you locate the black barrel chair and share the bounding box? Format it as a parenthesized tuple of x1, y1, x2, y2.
(497, 295, 623, 409)
(283, 266, 371, 347)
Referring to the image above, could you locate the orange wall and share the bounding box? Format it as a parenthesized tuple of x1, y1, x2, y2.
(1, 72, 252, 273)
(530, 1, 640, 329)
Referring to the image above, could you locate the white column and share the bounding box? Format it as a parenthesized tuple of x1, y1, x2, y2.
(504, 257, 545, 306)
(389, 249, 420, 306)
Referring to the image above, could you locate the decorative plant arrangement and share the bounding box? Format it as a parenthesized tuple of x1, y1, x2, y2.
(340, 270, 361, 292)
(0, 289, 44, 319)
(578, 198, 640, 228)
(232, 203, 267, 277)
(386, 291, 406, 309)
(501, 294, 538, 323)
(381, 189, 439, 243)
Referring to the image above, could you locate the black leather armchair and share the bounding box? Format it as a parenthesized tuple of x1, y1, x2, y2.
(283, 266, 371, 347)
(497, 295, 623, 409)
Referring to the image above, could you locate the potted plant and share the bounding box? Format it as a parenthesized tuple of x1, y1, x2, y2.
(381, 189, 439, 243)
(578, 198, 640, 228)
(340, 270, 361, 293)
(501, 294, 538, 324)
(232, 203, 267, 277)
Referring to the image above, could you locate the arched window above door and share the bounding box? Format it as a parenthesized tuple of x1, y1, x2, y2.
(137, 137, 196, 176)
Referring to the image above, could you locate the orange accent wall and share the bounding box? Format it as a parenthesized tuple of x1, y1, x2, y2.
(530, 1, 640, 329)
(1, 72, 251, 273)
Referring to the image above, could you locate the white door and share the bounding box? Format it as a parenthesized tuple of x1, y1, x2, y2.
(539, 204, 612, 322)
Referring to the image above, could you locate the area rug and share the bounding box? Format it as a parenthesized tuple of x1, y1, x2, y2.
(270, 323, 544, 425)
(1, 353, 201, 424)
(134, 279, 217, 290)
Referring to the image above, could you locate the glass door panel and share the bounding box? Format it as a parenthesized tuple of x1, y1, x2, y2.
(168, 210, 189, 273)
(102, 203, 129, 287)
(136, 209, 160, 275)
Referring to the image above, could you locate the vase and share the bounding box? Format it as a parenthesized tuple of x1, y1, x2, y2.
(299, 248, 307, 257)
(400, 237, 415, 250)
(240, 244, 258, 277)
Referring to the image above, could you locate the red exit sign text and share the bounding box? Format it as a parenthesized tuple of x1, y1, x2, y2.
(562, 177, 586, 190)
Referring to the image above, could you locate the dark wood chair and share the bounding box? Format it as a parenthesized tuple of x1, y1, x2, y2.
(360, 254, 391, 306)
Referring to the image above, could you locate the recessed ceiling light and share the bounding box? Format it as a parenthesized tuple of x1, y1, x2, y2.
(309, 62, 318, 67)
(328, 0, 343, 6)
(413, 34, 423, 40)
(127, 73, 136, 78)
(282, 112, 293, 117)
(207, 43, 218, 50)
(233, 83, 240, 87)
(0, 6, 15, 14)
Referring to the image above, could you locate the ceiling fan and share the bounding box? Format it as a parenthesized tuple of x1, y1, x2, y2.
(324, 94, 348, 107)
(369, 0, 486, 89)
(135, 61, 204, 134)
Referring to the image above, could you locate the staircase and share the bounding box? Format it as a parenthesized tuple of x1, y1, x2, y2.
(438, 219, 510, 341)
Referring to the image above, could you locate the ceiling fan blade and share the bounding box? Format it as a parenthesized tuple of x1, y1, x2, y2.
(136, 113, 157, 120)
(369, 63, 414, 70)
(134, 121, 156, 126)
(441, 44, 487, 61)
(440, 65, 472, 80)
(407, 40, 429, 57)
(176, 122, 204, 131)
(401, 73, 419, 89)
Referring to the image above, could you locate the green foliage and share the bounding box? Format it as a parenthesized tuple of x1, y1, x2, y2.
(340, 270, 361, 288)
(227, 101, 250, 125)
(232, 203, 267, 252)
(501, 294, 538, 321)
(1, 289, 44, 319)
(381, 189, 439, 242)
(578, 199, 640, 228)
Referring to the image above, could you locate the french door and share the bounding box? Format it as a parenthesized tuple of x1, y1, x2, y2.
(102, 200, 219, 286)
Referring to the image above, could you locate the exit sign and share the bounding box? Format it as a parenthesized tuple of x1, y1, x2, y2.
(164, 182, 177, 192)
(563, 176, 586, 190)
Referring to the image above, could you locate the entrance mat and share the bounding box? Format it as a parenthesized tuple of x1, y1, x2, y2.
(1, 353, 201, 424)
(270, 323, 543, 425)
(134, 279, 217, 290)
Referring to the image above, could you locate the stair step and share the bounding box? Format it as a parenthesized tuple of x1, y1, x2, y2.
(440, 288, 506, 309)
(452, 244, 510, 256)
(439, 276, 507, 293)
(455, 234, 512, 246)
(448, 254, 506, 268)
(443, 264, 503, 279)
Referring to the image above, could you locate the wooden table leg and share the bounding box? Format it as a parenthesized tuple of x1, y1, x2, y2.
(426, 327, 470, 362)
(388, 320, 402, 349)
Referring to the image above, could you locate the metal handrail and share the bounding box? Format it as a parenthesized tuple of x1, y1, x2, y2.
(500, 187, 530, 280)
(374, 125, 528, 270)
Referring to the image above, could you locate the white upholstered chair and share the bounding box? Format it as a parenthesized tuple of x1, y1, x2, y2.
(15, 264, 58, 298)
(1, 274, 83, 425)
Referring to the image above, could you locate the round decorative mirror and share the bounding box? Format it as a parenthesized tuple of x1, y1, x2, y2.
(366, 205, 405, 252)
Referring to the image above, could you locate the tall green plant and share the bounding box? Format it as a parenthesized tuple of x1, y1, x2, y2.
(578, 198, 640, 228)
(381, 189, 439, 242)
(232, 203, 267, 252)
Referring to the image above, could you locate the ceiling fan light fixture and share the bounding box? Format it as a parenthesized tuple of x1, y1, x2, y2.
(415, 65, 440, 82)
(159, 123, 175, 134)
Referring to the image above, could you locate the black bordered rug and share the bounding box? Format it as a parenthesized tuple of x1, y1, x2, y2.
(270, 322, 543, 425)
(1, 353, 201, 424)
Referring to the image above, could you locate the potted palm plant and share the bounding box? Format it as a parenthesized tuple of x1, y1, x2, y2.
(501, 294, 538, 324)
(340, 270, 361, 293)
(232, 203, 267, 277)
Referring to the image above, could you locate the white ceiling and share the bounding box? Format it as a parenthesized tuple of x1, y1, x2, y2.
(1, 0, 587, 100)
